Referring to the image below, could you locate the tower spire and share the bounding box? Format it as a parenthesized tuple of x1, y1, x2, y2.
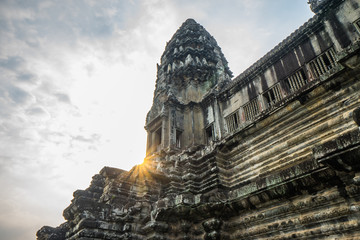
(145, 19, 232, 155)
(154, 18, 232, 103)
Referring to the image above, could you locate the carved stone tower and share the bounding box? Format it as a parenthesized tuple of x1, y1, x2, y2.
(145, 19, 232, 156)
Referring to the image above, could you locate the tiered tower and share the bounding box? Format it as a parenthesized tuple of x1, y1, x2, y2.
(145, 19, 232, 155)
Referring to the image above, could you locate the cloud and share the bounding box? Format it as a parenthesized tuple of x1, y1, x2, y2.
(54, 93, 71, 104)
(70, 134, 101, 151)
(0, 225, 25, 240)
(0, 56, 37, 85)
(84, 63, 95, 77)
(7, 85, 34, 104)
(0, 56, 25, 70)
(18, 72, 36, 82)
(25, 106, 50, 120)
(71, 134, 100, 143)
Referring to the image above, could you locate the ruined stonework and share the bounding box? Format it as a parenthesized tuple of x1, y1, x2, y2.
(38, 0, 360, 239)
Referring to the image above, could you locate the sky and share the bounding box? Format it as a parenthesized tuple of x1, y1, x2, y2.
(0, 0, 314, 239)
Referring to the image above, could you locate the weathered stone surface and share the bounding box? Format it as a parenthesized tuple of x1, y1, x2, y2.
(37, 223, 69, 240)
(38, 0, 360, 239)
(353, 107, 360, 126)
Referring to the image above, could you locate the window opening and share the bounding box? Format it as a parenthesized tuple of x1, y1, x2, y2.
(205, 125, 215, 144)
(243, 98, 260, 122)
(263, 84, 282, 108)
(225, 111, 240, 133)
(154, 127, 162, 150)
(175, 130, 182, 148)
(309, 48, 337, 78)
(286, 68, 308, 92)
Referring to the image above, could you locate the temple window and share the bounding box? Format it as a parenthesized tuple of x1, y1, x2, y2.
(286, 68, 308, 92)
(225, 110, 240, 133)
(309, 48, 337, 78)
(243, 98, 260, 121)
(176, 130, 182, 148)
(205, 124, 215, 144)
(154, 127, 162, 150)
(263, 84, 282, 108)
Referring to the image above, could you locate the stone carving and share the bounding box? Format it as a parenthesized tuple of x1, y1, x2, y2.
(38, 0, 360, 239)
(308, 0, 331, 13)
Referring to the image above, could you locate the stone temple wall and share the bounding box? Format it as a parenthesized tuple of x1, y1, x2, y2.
(38, 0, 360, 239)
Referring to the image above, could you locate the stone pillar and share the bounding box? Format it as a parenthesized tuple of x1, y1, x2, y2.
(213, 98, 222, 141)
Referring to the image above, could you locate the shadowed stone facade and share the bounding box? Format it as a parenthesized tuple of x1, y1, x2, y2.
(38, 0, 360, 239)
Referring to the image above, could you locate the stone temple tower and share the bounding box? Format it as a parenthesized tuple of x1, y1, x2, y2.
(145, 19, 232, 156)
